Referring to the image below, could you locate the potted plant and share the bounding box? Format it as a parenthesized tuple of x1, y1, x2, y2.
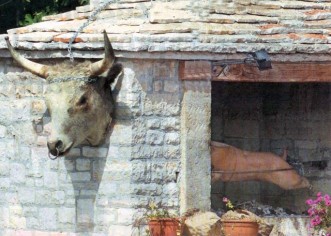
(145, 202, 183, 236)
(306, 192, 331, 236)
(220, 197, 259, 236)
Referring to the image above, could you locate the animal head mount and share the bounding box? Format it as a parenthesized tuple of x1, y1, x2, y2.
(6, 31, 123, 158)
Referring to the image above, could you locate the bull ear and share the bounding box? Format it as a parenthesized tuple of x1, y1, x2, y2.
(5, 36, 49, 78)
(90, 30, 115, 76)
(104, 63, 123, 89)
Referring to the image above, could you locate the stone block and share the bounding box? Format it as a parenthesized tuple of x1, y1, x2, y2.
(117, 208, 136, 225)
(53, 191, 65, 205)
(58, 207, 75, 225)
(65, 148, 81, 158)
(295, 140, 317, 149)
(108, 225, 133, 236)
(146, 130, 164, 146)
(161, 117, 180, 131)
(0, 83, 15, 99)
(153, 80, 163, 92)
(98, 182, 118, 196)
(108, 122, 132, 145)
(0, 178, 10, 191)
(103, 162, 132, 181)
(132, 183, 162, 196)
(39, 208, 57, 230)
(0, 125, 7, 138)
(60, 159, 75, 171)
(146, 118, 161, 129)
(18, 188, 35, 204)
(69, 172, 91, 182)
(131, 161, 151, 183)
(164, 132, 180, 145)
(76, 159, 91, 171)
(162, 183, 179, 198)
(36, 136, 47, 146)
(95, 208, 117, 227)
(35, 190, 52, 205)
(10, 163, 26, 184)
(31, 100, 47, 115)
(164, 146, 181, 159)
(143, 94, 181, 117)
(0, 162, 10, 176)
(44, 171, 59, 189)
(82, 147, 108, 158)
(77, 198, 94, 224)
(164, 81, 179, 93)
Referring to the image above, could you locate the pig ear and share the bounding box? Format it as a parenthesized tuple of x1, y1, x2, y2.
(104, 63, 123, 89)
(281, 148, 288, 160)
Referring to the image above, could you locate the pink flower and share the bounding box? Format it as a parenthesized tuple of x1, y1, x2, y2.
(306, 199, 314, 205)
(311, 216, 322, 226)
(223, 197, 229, 203)
(307, 192, 331, 232)
(308, 208, 316, 216)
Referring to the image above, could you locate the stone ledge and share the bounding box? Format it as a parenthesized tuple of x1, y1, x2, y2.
(2, 49, 331, 63)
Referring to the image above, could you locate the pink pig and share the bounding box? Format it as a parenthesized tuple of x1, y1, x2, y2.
(211, 141, 311, 190)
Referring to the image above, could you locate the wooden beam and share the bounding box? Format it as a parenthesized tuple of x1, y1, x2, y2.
(179, 61, 331, 82)
(212, 63, 331, 82)
(179, 61, 211, 80)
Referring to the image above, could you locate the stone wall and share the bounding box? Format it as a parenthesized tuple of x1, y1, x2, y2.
(0, 59, 24, 74)
(0, 59, 182, 235)
(211, 82, 331, 213)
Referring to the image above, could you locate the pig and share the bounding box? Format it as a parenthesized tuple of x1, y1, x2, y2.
(211, 141, 311, 190)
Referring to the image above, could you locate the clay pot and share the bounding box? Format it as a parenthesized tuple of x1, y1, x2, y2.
(221, 219, 259, 236)
(148, 218, 182, 236)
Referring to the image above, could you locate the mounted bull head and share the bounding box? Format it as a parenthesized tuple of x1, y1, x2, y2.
(5, 31, 122, 158)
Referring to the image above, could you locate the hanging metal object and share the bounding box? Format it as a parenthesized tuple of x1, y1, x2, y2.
(211, 49, 272, 78)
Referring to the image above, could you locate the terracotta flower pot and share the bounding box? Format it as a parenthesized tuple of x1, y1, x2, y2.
(221, 219, 259, 236)
(148, 218, 182, 236)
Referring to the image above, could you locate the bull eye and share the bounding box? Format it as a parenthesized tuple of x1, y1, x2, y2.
(77, 95, 88, 106)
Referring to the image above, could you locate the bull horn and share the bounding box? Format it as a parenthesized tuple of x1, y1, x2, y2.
(90, 30, 115, 76)
(5, 36, 49, 78)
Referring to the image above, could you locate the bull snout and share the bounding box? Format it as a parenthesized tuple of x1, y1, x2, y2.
(47, 140, 64, 157)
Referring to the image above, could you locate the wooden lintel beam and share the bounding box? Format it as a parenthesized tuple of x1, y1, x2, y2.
(212, 63, 331, 82)
(179, 61, 331, 82)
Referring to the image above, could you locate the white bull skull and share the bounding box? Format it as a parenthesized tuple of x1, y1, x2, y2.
(6, 31, 122, 158)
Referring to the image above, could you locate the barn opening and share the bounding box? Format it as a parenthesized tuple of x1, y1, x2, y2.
(211, 81, 331, 215)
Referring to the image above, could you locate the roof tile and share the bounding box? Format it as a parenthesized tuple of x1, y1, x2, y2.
(304, 19, 331, 28)
(4, 0, 331, 55)
(83, 20, 139, 33)
(304, 9, 331, 21)
(133, 33, 195, 42)
(13, 32, 61, 42)
(42, 10, 90, 22)
(149, 9, 197, 24)
(139, 23, 193, 34)
(54, 33, 131, 43)
(96, 9, 145, 20)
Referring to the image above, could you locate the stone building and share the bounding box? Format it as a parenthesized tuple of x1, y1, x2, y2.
(0, 0, 331, 235)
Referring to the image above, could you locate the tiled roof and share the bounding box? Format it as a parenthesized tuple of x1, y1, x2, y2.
(2, 0, 331, 55)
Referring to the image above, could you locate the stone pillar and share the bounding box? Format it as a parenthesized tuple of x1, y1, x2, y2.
(180, 81, 211, 214)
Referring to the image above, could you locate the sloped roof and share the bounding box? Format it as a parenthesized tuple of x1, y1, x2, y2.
(1, 0, 331, 59)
